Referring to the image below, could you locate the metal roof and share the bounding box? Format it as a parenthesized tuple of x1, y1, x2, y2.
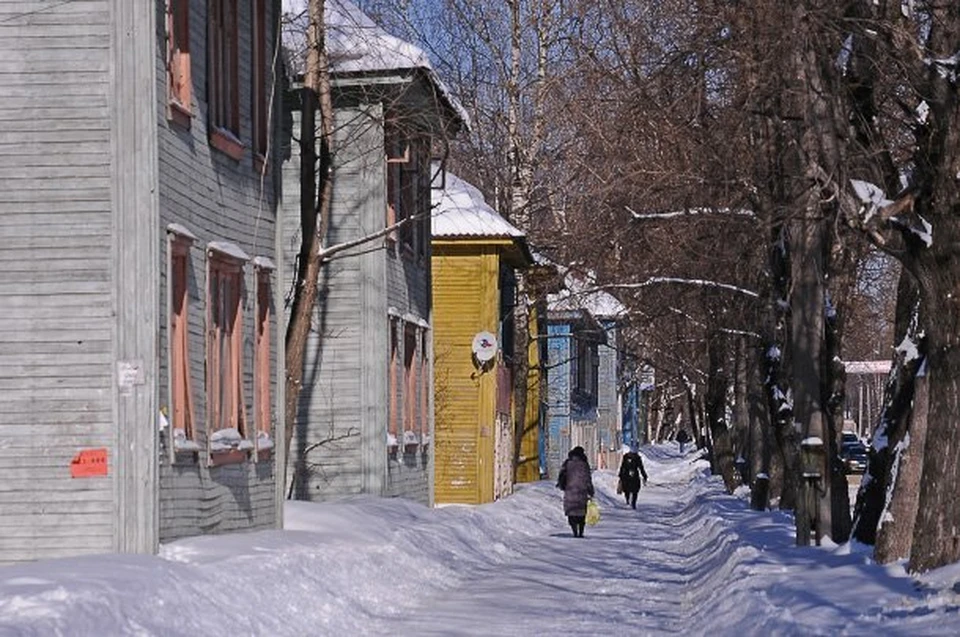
(431, 168, 525, 239)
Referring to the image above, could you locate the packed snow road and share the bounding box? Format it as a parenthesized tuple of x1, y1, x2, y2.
(361, 445, 956, 636)
(2, 445, 958, 636)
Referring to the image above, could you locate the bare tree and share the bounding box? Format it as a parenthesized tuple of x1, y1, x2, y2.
(284, 0, 335, 481)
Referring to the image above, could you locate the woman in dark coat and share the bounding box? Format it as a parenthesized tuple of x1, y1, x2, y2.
(618, 446, 648, 509)
(556, 446, 595, 537)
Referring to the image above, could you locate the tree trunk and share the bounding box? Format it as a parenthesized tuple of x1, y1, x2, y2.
(733, 337, 750, 485)
(852, 273, 923, 545)
(875, 373, 928, 563)
(706, 330, 739, 493)
(902, 5, 960, 570)
(512, 275, 531, 482)
(909, 267, 960, 572)
(284, 0, 334, 494)
(825, 280, 852, 543)
(749, 342, 774, 510)
(788, 213, 832, 543)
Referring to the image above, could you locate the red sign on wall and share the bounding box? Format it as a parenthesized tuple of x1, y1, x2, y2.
(70, 448, 109, 478)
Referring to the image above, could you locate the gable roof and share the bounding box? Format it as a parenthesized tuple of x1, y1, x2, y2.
(282, 0, 469, 128)
(431, 167, 532, 266)
(431, 169, 523, 239)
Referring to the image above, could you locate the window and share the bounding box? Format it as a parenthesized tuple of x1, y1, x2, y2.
(168, 230, 198, 456)
(403, 325, 418, 443)
(420, 329, 429, 445)
(166, 0, 192, 127)
(388, 320, 399, 448)
(254, 260, 274, 457)
(207, 246, 249, 463)
(251, 0, 268, 164)
(385, 121, 427, 254)
(209, 0, 241, 158)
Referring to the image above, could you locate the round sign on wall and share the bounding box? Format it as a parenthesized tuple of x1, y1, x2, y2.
(471, 331, 498, 362)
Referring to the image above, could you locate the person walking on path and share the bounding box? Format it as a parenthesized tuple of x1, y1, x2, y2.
(617, 446, 648, 509)
(676, 429, 691, 454)
(556, 446, 595, 537)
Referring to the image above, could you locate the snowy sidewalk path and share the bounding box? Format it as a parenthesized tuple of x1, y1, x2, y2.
(370, 448, 774, 635)
(364, 445, 947, 636)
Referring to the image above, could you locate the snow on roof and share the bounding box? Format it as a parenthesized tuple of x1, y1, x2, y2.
(431, 167, 524, 239)
(281, 0, 469, 128)
(547, 266, 627, 319)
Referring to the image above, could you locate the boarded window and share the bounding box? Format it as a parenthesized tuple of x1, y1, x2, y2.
(420, 329, 429, 442)
(254, 265, 272, 449)
(209, 0, 241, 158)
(385, 121, 427, 254)
(169, 234, 196, 451)
(207, 251, 247, 438)
(251, 0, 268, 162)
(166, 0, 192, 126)
(404, 325, 417, 437)
(388, 320, 399, 443)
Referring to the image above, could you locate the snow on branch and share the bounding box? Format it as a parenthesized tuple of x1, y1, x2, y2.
(625, 205, 757, 221)
(607, 277, 759, 299)
(850, 179, 892, 224)
(848, 179, 931, 247)
(926, 50, 960, 83)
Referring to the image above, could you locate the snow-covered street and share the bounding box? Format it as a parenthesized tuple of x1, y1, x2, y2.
(2, 446, 959, 636)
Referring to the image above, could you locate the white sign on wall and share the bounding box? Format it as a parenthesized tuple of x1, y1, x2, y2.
(472, 331, 498, 362)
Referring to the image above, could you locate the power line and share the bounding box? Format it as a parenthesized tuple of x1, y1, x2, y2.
(1, 0, 78, 24)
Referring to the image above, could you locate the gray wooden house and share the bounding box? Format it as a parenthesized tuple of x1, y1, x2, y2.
(0, 0, 284, 564)
(281, 0, 465, 504)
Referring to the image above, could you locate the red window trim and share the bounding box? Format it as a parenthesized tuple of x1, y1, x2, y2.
(254, 263, 272, 458)
(209, 0, 240, 143)
(403, 325, 417, 444)
(251, 0, 269, 161)
(168, 231, 197, 460)
(167, 0, 192, 128)
(385, 122, 427, 253)
(206, 247, 249, 465)
(210, 127, 245, 161)
(420, 329, 429, 444)
(388, 319, 399, 444)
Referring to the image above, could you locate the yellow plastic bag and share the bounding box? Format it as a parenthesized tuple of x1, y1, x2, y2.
(585, 499, 600, 526)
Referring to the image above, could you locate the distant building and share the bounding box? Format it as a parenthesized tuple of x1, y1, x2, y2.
(543, 268, 627, 476)
(843, 360, 892, 438)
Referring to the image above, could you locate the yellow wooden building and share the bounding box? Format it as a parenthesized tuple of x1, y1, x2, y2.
(431, 169, 536, 504)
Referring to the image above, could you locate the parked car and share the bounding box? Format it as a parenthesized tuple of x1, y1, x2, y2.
(841, 441, 868, 474)
(841, 431, 860, 446)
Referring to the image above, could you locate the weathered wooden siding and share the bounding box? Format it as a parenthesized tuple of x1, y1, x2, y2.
(545, 322, 572, 479)
(282, 99, 416, 501)
(432, 246, 501, 504)
(0, 0, 118, 564)
(597, 320, 619, 465)
(155, 0, 281, 542)
(383, 246, 432, 503)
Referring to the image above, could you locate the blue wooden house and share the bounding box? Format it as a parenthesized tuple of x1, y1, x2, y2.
(544, 269, 627, 477)
(280, 0, 466, 504)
